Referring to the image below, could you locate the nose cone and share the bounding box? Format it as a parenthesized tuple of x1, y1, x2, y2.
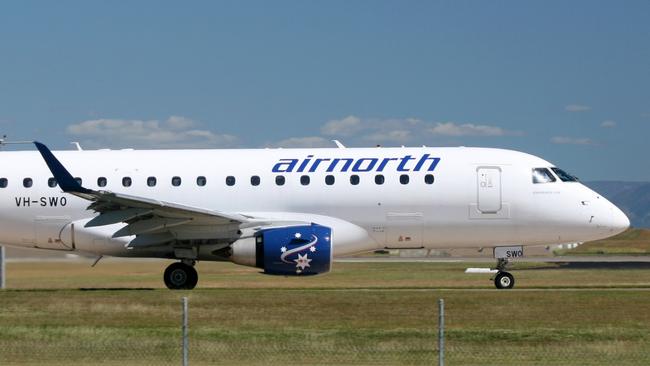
(609, 205, 630, 235)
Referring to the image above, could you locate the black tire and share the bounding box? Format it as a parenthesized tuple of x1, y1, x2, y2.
(494, 271, 515, 289)
(164, 262, 198, 290)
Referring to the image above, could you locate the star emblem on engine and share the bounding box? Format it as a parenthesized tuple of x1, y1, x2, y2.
(294, 253, 312, 270)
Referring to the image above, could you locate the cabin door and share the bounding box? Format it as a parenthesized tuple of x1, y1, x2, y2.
(477, 167, 502, 214)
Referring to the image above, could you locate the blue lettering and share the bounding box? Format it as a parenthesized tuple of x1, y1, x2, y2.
(308, 158, 331, 172)
(377, 158, 398, 172)
(274, 154, 441, 173)
(352, 158, 378, 172)
(272, 159, 298, 173)
(326, 158, 354, 172)
(397, 155, 415, 171)
(296, 155, 313, 173)
(414, 154, 440, 172)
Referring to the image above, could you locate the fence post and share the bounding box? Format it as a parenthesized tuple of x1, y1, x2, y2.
(0, 246, 5, 289)
(182, 296, 189, 366)
(438, 298, 444, 366)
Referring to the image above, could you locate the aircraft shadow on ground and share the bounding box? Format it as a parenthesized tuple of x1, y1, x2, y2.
(78, 287, 157, 291)
(519, 261, 650, 270)
(2, 288, 157, 293)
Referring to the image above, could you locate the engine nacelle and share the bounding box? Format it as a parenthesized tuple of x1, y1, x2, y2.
(231, 224, 332, 275)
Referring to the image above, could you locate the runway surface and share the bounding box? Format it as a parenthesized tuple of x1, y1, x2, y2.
(336, 256, 650, 263)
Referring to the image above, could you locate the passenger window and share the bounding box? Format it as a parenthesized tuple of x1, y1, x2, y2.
(48, 177, 58, 187)
(424, 174, 434, 184)
(97, 177, 107, 187)
(122, 177, 132, 187)
(400, 174, 409, 185)
(350, 175, 360, 185)
(325, 175, 335, 185)
(74, 177, 82, 186)
(532, 168, 556, 184)
(197, 176, 207, 186)
(147, 177, 157, 187)
(300, 175, 310, 186)
(0, 178, 7, 188)
(251, 176, 260, 186)
(275, 175, 285, 186)
(375, 175, 385, 185)
(551, 167, 578, 182)
(226, 176, 236, 186)
(172, 176, 182, 187)
(23, 178, 33, 188)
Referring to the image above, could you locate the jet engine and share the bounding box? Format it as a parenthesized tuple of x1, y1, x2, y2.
(230, 223, 332, 275)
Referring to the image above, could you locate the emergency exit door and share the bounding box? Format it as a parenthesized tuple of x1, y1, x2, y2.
(477, 167, 502, 213)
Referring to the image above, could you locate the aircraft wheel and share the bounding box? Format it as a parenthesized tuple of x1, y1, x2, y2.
(494, 271, 515, 289)
(164, 262, 198, 290)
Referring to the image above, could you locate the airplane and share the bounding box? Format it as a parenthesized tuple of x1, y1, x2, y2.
(0, 141, 629, 290)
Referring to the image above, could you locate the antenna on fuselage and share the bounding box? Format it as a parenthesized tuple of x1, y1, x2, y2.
(71, 142, 83, 151)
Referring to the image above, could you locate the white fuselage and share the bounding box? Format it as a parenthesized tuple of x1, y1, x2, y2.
(0, 146, 630, 259)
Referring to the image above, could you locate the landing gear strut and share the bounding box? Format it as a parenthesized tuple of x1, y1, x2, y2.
(164, 260, 198, 290)
(493, 258, 514, 290)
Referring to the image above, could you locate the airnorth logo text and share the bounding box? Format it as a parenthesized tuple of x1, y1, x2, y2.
(272, 154, 440, 173)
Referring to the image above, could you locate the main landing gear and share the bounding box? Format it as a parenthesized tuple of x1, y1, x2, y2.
(164, 260, 198, 290)
(493, 258, 515, 290)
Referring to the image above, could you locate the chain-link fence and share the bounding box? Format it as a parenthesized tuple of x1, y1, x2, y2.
(1, 293, 649, 365)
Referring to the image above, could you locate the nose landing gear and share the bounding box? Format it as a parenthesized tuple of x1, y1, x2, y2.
(164, 260, 198, 290)
(493, 258, 515, 289)
(494, 271, 515, 289)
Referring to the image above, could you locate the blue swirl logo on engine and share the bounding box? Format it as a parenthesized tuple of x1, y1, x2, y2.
(279, 233, 321, 274)
(261, 224, 332, 276)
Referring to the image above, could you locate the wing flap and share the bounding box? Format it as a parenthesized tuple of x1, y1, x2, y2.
(85, 208, 154, 227)
(127, 233, 176, 248)
(113, 217, 193, 237)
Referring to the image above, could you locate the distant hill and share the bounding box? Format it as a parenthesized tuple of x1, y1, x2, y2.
(585, 181, 650, 228)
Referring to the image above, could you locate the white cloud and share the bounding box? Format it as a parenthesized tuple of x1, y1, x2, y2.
(166, 115, 195, 130)
(364, 129, 412, 143)
(550, 136, 594, 145)
(600, 120, 616, 128)
(319, 116, 519, 145)
(428, 122, 515, 136)
(267, 136, 333, 148)
(321, 116, 363, 136)
(66, 116, 238, 148)
(565, 104, 591, 112)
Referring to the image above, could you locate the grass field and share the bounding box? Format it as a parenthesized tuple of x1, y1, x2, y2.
(1, 260, 650, 365)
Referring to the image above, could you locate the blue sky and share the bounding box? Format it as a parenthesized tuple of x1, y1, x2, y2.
(0, 1, 648, 180)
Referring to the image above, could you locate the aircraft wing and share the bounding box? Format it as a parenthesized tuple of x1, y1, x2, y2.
(33, 142, 302, 246)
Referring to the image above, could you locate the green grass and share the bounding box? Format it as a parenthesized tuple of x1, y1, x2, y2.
(1, 260, 650, 365)
(556, 228, 650, 255)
